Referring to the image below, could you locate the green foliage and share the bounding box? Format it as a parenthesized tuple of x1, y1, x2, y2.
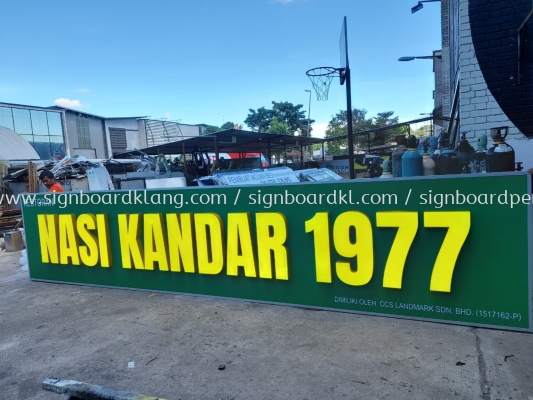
(266, 117, 289, 135)
(244, 107, 273, 133)
(245, 101, 314, 135)
(202, 122, 238, 134)
(220, 122, 235, 130)
(399, 125, 411, 135)
(203, 125, 219, 135)
(325, 109, 372, 155)
(325, 109, 402, 155)
(371, 111, 401, 146)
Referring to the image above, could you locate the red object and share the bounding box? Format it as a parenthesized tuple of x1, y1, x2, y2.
(48, 183, 64, 193)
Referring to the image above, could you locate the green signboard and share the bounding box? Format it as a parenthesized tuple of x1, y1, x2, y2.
(22, 172, 533, 332)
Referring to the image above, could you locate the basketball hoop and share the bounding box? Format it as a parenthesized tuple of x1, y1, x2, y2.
(306, 67, 344, 101)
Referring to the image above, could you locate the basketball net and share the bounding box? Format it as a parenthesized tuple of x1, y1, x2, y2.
(306, 67, 339, 101)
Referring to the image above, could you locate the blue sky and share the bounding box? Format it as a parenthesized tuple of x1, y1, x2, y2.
(0, 0, 441, 137)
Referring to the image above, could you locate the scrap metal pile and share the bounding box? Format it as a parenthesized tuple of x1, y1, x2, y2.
(2, 156, 128, 183)
(0, 209, 23, 233)
(49, 156, 93, 179)
(3, 157, 79, 183)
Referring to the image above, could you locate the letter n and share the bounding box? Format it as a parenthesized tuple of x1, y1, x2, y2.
(38, 214, 59, 264)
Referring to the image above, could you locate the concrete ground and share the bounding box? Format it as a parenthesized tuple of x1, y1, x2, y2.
(1, 245, 533, 400)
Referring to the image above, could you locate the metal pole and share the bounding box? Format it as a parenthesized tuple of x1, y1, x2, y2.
(300, 143, 304, 169)
(305, 89, 311, 160)
(182, 143, 187, 174)
(345, 66, 355, 179)
(306, 90, 311, 137)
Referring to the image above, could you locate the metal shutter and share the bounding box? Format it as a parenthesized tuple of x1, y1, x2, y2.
(109, 128, 127, 153)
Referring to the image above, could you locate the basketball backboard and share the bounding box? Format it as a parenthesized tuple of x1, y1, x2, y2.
(339, 16, 349, 85)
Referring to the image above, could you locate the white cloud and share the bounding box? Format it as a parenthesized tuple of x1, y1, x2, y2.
(54, 98, 87, 108)
(165, 112, 171, 120)
(272, 0, 298, 3)
(74, 87, 90, 93)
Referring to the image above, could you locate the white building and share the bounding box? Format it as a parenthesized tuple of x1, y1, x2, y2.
(0, 101, 209, 161)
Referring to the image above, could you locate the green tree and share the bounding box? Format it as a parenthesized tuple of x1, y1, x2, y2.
(369, 111, 402, 147)
(325, 108, 372, 155)
(325, 109, 402, 155)
(203, 125, 219, 135)
(245, 101, 314, 135)
(266, 117, 289, 135)
(202, 122, 237, 134)
(265, 117, 290, 163)
(220, 121, 235, 130)
(244, 107, 273, 133)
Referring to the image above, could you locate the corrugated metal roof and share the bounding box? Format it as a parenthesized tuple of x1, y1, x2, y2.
(0, 126, 40, 161)
(114, 129, 325, 157)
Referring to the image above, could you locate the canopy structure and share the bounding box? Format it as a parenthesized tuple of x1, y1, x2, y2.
(0, 126, 40, 161)
(114, 129, 325, 158)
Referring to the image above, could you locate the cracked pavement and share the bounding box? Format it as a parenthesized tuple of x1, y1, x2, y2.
(1, 248, 533, 400)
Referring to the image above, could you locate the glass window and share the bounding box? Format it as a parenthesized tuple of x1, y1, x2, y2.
(47, 112, 63, 136)
(32, 142, 51, 160)
(33, 135, 50, 143)
(0, 106, 14, 130)
(50, 142, 66, 159)
(76, 116, 91, 148)
(49, 135, 63, 143)
(12, 108, 33, 136)
(30, 110, 49, 136)
(20, 134, 34, 144)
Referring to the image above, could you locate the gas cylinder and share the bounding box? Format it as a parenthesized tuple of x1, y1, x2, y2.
(454, 132, 475, 174)
(380, 160, 393, 178)
(432, 134, 446, 162)
(469, 133, 487, 173)
(436, 148, 461, 175)
(428, 136, 438, 158)
(486, 126, 515, 172)
(391, 135, 407, 177)
(417, 140, 425, 155)
(422, 152, 436, 176)
(402, 135, 423, 177)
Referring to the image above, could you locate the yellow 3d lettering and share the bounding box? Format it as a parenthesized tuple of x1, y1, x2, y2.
(227, 213, 257, 277)
(255, 212, 288, 280)
(166, 213, 195, 273)
(424, 211, 471, 292)
(305, 212, 332, 283)
(96, 214, 112, 267)
(37, 214, 59, 264)
(376, 212, 418, 289)
(143, 213, 169, 271)
(58, 214, 80, 265)
(333, 211, 373, 286)
(76, 214, 99, 267)
(194, 213, 224, 275)
(118, 214, 145, 270)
